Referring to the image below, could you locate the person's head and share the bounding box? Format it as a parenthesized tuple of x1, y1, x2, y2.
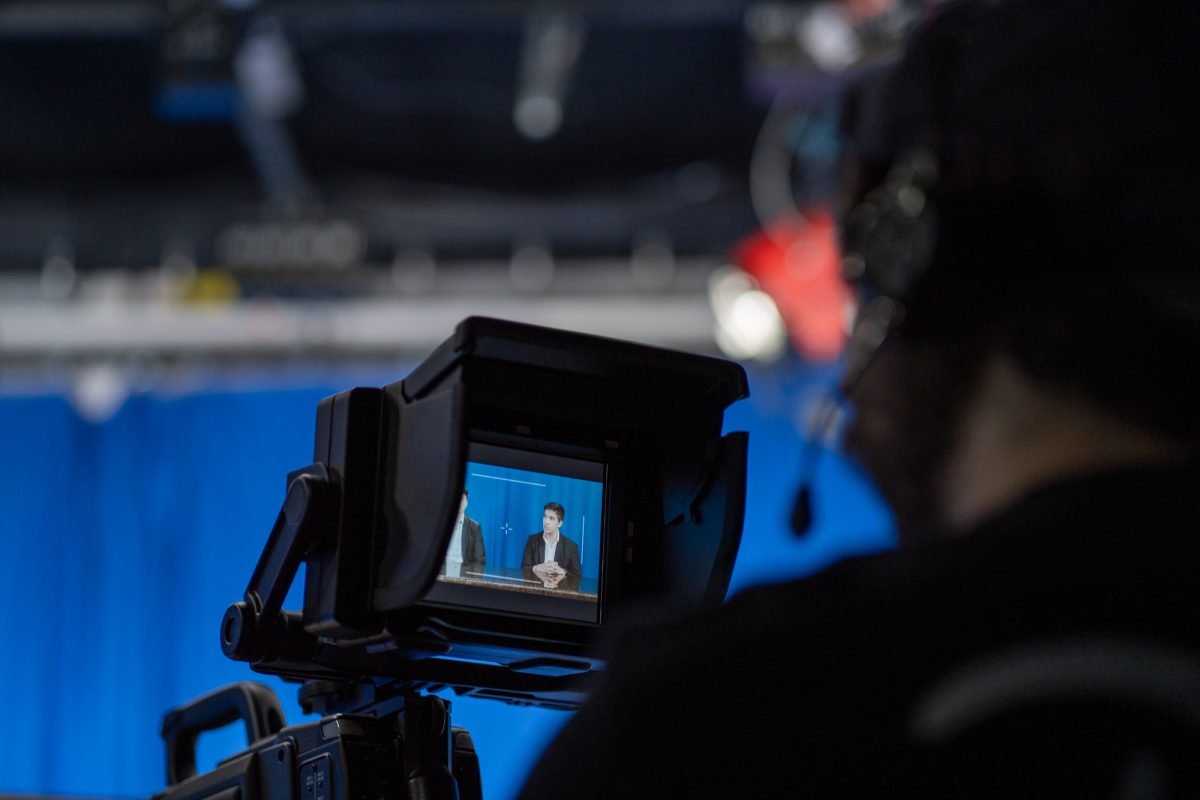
(836, 0, 1200, 537)
(542, 503, 565, 536)
(459, 488, 469, 519)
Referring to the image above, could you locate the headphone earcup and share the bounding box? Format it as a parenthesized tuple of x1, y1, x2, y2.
(841, 149, 939, 304)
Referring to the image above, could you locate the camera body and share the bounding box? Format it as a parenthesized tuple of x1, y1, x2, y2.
(162, 317, 748, 798)
(154, 684, 480, 800)
(220, 317, 748, 705)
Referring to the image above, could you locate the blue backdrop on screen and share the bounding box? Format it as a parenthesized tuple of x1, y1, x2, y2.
(466, 463, 603, 578)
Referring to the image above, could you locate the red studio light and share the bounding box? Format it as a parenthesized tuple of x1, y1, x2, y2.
(732, 208, 852, 363)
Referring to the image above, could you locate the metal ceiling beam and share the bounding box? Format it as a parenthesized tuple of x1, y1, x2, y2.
(0, 293, 718, 363)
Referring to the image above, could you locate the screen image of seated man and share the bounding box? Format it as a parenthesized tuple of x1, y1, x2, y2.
(521, 502, 582, 590)
(440, 488, 485, 578)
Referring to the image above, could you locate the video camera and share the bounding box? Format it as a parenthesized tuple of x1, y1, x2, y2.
(153, 317, 748, 799)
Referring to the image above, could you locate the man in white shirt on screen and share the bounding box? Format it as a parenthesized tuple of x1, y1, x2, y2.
(441, 489, 485, 578)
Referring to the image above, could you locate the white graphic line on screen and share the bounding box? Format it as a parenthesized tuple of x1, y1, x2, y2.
(465, 571, 540, 585)
(470, 473, 547, 487)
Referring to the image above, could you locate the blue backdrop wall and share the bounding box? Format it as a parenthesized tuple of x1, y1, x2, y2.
(0, 363, 893, 799)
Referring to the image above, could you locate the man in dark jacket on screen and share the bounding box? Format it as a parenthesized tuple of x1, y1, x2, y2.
(522, 502, 582, 590)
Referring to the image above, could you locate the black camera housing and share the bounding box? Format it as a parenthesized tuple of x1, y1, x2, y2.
(154, 684, 480, 800)
(222, 317, 748, 707)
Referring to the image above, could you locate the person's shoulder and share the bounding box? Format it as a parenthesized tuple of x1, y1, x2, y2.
(602, 543, 959, 686)
(524, 544, 985, 798)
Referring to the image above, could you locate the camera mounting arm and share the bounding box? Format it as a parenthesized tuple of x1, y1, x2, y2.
(221, 464, 333, 664)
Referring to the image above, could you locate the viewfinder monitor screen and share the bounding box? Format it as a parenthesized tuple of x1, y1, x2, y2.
(426, 442, 605, 624)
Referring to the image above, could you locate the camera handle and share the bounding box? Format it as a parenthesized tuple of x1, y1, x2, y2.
(161, 682, 287, 785)
(401, 694, 468, 800)
(221, 465, 332, 663)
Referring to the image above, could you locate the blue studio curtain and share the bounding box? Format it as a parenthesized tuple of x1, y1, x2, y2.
(1, 364, 892, 799)
(0, 384, 568, 799)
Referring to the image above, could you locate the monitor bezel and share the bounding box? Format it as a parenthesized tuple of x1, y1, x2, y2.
(417, 437, 615, 626)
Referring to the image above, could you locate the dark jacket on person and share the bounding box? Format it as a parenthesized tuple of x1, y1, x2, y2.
(520, 461, 1200, 798)
(459, 515, 486, 565)
(521, 532, 582, 577)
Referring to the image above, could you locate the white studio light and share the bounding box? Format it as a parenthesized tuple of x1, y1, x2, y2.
(71, 363, 130, 424)
(725, 289, 788, 360)
(514, 95, 563, 141)
(709, 266, 788, 362)
(799, 3, 862, 73)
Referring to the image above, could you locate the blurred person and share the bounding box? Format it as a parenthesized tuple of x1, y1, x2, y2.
(522, 502, 582, 589)
(441, 489, 485, 578)
(521, 1, 1200, 796)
